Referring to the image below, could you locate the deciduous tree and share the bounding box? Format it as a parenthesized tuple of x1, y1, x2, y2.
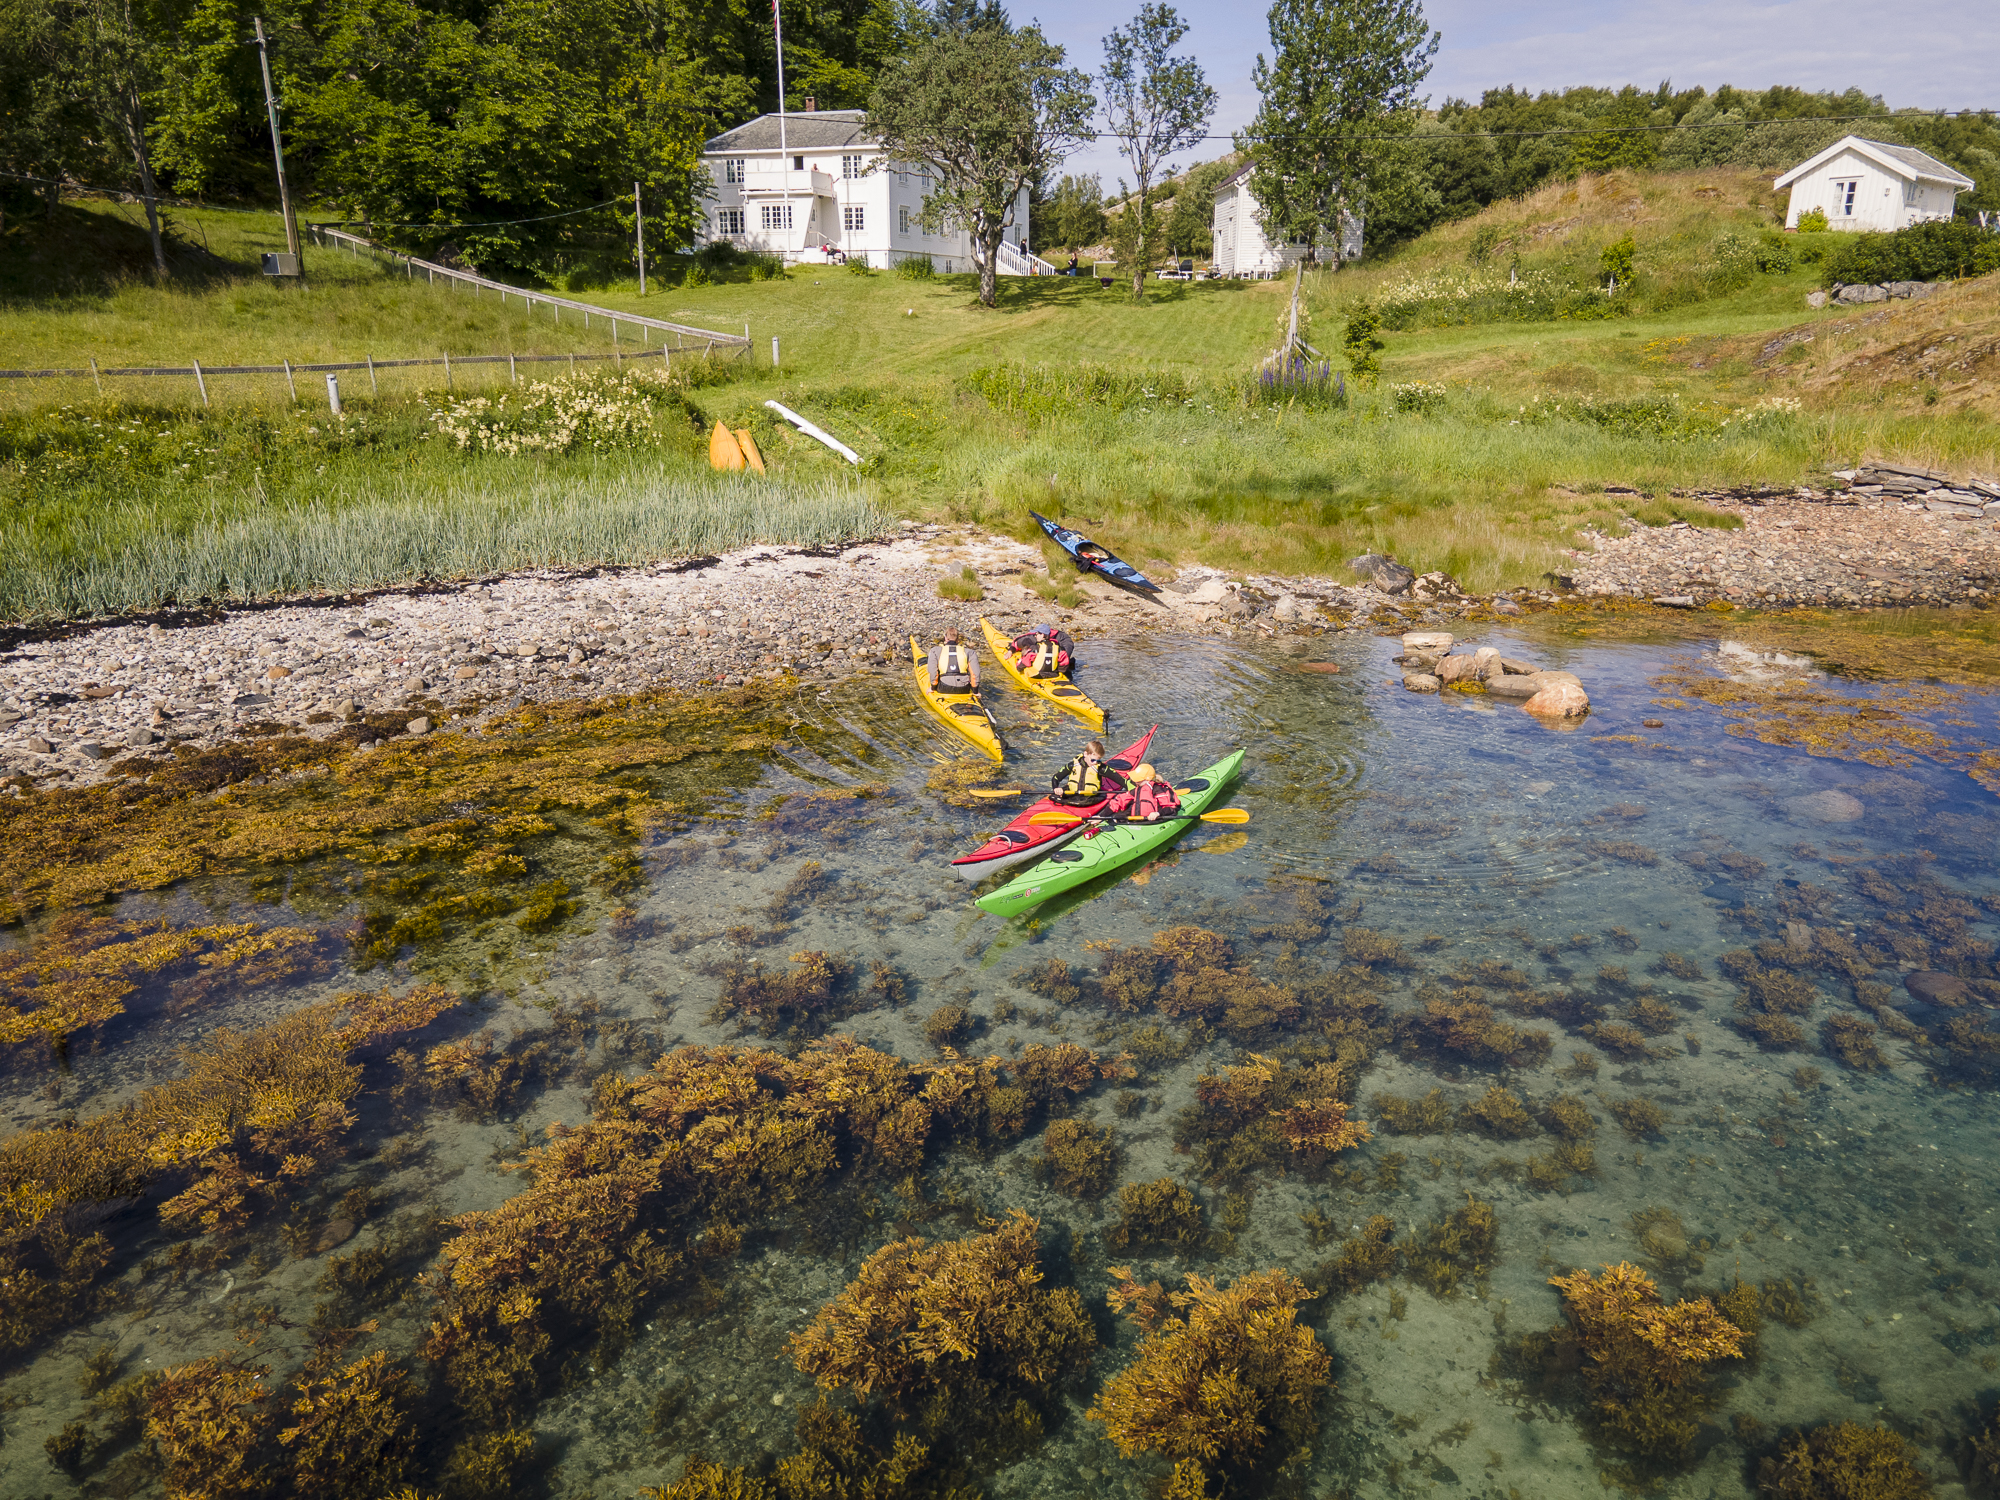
(1098, 2, 1214, 300)
(867, 21, 1093, 306)
(1241, 0, 1438, 267)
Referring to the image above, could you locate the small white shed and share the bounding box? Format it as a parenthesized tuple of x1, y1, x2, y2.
(1775, 135, 1973, 232)
(1211, 164, 1362, 276)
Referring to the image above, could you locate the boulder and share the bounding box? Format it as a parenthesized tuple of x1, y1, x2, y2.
(1522, 681, 1590, 718)
(1402, 672, 1441, 693)
(1350, 553, 1415, 594)
(1805, 291, 1828, 309)
(1402, 631, 1454, 655)
(1652, 596, 1697, 608)
(76, 742, 110, 760)
(314, 1219, 357, 1254)
(1435, 654, 1478, 685)
(1272, 593, 1303, 622)
(126, 727, 155, 748)
(1785, 788, 1865, 823)
(1906, 971, 1973, 1007)
(1485, 674, 1539, 699)
(1498, 657, 1537, 676)
(406, 716, 432, 736)
(455, 665, 480, 680)
(1296, 662, 1342, 674)
(1184, 579, 1231, 606)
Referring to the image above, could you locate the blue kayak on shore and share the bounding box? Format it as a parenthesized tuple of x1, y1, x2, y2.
(1030, 511, 1161, 593)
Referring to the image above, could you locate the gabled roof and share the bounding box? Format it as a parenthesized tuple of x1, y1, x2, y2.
(705, 111, 872, 154)
(1775, 134, 1975, 190)
(1215, 163, 1254, 197)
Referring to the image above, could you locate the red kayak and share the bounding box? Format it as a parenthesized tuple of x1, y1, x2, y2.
(950, 725, 1158, 883)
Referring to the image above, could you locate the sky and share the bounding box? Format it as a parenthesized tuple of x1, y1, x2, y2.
(1031, 0, 2000, 187)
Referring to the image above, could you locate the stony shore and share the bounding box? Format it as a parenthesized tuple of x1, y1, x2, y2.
(1569, 470, 2000, 608)
(4, 477, 1997, 792)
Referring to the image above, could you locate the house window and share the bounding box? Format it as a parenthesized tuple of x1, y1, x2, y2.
(843, 205, 865, 232)
(717, 208, 744, 235)
(761, 203, 793, 230)
(1902, 179, 1919, 207)
(899, 206, 910, 234)
(842, 154, 864, 180)
(1831, 178, 1859, 216)
(792, 155, 804, 171)
(724, 159, 745, 185)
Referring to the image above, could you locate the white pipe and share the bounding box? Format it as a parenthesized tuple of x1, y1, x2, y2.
(764, 399, 859, 464)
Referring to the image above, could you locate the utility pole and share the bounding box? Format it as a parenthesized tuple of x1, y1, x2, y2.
(634, 181, 646, 295)
(252, 17, 303, 275)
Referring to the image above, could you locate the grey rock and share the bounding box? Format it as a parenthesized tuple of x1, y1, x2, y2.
(406, 716, 432, 735)
(1401, 631, 1453, 655)
(1927, 499, 1985, 517)
(76, 742, 110, 761)
(1652, 595, 1697, 608)
(1905, 971, 1973, 1006)
(1490, 599, 1525, 616)
(1805, 291, 1828, 309)
(233, 694, 271, 707)
(1401, 672, 1440, 693)
(1350, 553, 1415, 594)
(1833, 283, 1888, 304)
(126, 727, 156, 748)
(1485, 675, 1540, 699)
(1498, 657, 1537, 675)
(24, 736, 52, 754)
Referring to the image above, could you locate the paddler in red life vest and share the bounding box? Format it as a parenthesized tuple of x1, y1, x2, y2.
(927, 626, 979, 693)
(1102, 763, 1181, 822)
(1008, 624, 1073, 678)
(1049, 738, 1127, 807)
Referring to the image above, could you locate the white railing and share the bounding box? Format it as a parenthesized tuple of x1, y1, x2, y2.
(995, 241, 1058, 277)
(307, 224, 750, 350)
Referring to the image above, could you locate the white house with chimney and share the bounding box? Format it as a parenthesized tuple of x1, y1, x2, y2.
(1775, 136, 1974, 232)
(698, 108, 1045, 273)
(1211, 163, 1363, 277)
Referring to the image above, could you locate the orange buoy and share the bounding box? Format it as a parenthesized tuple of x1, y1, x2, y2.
(709, 420, 745, 471)
(735, 428, 766, 474)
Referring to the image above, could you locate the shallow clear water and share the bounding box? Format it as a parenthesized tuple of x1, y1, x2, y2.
(4, 618, 1998, 1499)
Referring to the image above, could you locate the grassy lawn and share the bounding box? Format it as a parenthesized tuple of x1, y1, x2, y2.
(3, 182, 1995, 619)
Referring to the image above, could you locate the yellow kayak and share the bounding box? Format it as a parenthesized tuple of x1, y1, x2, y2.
(909, 637, 1002, 762)
(979, 618, 1104, 730)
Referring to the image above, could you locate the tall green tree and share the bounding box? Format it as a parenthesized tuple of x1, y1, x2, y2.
(867, 22, 1093, 306)
(1098, 2, 1214, 299)
(1162, 155, 1230, 256)
(1039, 172, 1106, 253)
(1241, 0, 1438, 266)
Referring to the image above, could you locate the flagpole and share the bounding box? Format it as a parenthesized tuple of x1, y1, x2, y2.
(773, 0, 788, 160)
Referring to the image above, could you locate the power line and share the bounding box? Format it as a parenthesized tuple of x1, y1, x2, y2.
(1152, 107, 1996, 146)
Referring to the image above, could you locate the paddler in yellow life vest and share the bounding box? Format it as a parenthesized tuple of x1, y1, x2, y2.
(1008, 624, 1074, 679)
(1049, 738, 1127, 807)
(927, 626, 979, 693)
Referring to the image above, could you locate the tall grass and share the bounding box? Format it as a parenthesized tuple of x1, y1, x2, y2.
(0, 466, 882, 619)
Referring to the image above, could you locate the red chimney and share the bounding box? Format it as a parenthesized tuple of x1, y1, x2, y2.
(803, 97, 816, 111)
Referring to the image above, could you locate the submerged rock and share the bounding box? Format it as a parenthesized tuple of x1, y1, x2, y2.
(314, 1218, 357, 1253)
(1523, 681, 1590, 719)
(1905, 971, 1974, 1006)
(1786, 789, 1865, 822)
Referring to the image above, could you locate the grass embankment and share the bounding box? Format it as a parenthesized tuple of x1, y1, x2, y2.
(4, 180, 1996, 617)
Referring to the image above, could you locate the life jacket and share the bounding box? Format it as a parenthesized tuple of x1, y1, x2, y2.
(1129, 778, 1180, 822)
(1025, 637, 1062, 677)
(1101, 786, 1137, 817)
(935, 642, 971, 686)
(1056, 755, 1103, 800)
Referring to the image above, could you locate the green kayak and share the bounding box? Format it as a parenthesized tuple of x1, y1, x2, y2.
(973, 749, 1244, 919)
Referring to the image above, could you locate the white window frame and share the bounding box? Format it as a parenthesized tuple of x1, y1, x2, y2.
(760, 203, 793, 231)
(1831, 178, 1859, 216)
(843, 204, 865, 232)
(842, 154, 864, 180)
(724, 159, 745, 185)
(717, 208, 744, 235)
(899, 206, 910, 235)
(1902, 179, 1919, 207)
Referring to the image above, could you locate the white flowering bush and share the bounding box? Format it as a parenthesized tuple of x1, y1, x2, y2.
(1390, 381, 1449, 415)
(428, 369, 684, 455)
(1374, 267, 1576, 329)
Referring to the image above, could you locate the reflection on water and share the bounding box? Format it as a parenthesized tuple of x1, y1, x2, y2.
(2, 617, 1998, 1500)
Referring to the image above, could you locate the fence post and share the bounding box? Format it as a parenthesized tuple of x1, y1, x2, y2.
(367, 354, 377, 396)
(443, 350, 452, 390)
(192, 358, 209, 407)
(283, 358, 297, 402)
(509, 353, 517, 384)
(90, 358, 102, 396)
(326, 373, 342, 414)
(568, 353, 576, 378)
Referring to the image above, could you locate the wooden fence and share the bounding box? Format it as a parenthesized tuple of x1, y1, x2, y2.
(307, 224, 749, 352)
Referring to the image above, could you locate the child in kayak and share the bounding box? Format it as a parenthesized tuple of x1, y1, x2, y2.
(1050, 738, 1126, 806)
(927, 626, 979, 692)
(1102, 764, 1180, 822)
(1008, 624, 1074, 678)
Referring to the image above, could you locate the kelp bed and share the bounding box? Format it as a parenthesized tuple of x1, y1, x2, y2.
(1, 619, 1999, 1500)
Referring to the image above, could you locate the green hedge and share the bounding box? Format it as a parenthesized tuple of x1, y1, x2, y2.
(1821, 220, 2000, 287)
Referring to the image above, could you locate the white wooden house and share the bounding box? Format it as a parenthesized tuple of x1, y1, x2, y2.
(1210, 164, 1362, 276)
(1775, 136, 1974, 232)
(699, 108, 1044, 273)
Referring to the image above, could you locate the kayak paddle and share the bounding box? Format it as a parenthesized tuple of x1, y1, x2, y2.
(1028, 807, 1250, 826)
(965, 787, 1027, 798)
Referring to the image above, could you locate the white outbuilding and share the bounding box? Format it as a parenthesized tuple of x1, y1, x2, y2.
(698, 107, 1045, 273)
(1775, 135, 1974, 232)
(1210, 164, 1363, 277)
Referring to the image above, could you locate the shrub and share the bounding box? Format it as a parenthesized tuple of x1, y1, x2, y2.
(1342, 303, 1386, 385)
(1089, 1268, 1331, 1495)
(747, 254, 786, 281)
(896, 254, 937, 280)
(1755, 230, 1796, 274)
(844, 254, 875, 276)
(682, 264, 711, 288)
(1600, 234, 1636, 287)
(1822, 218, 2000, 287)
(696, 241, 741, 269)
(1796, 207, 1829, 233)
(1247, 355, 1346, 409)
